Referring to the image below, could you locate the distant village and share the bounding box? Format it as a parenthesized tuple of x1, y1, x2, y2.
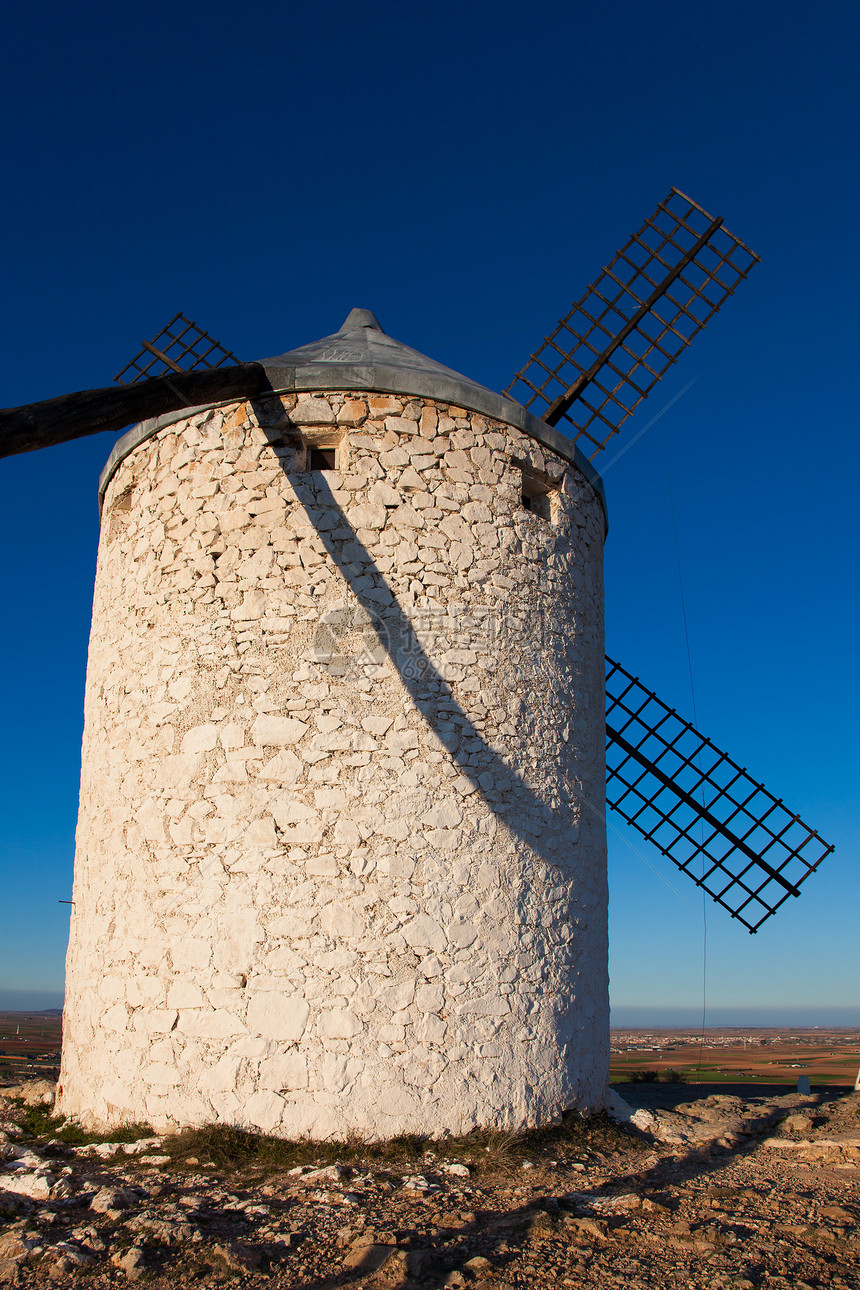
(610, 1028, 859, 1054)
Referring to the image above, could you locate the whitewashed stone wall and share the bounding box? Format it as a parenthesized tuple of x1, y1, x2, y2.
(57, 389, 608, 1138)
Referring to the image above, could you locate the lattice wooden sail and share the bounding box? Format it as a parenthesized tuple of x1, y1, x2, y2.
(114, 313, 241, 385)
(505, 188, 760, 459)
(605, 657, 834, 932)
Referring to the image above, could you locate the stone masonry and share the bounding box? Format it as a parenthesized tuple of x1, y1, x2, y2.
(57, 385, 608, 1139)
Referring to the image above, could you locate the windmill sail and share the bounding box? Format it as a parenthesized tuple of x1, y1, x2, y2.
(505, 188, 759, 459)
(605, 656, 833, 933)
(114, 313, 242, 385)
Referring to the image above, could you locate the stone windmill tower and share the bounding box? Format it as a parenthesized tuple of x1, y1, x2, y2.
(0, 189, 833, 1138)
(60, 307, 610, 1139)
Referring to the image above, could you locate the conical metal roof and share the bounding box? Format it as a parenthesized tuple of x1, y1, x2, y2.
(260, 308, 506, 416)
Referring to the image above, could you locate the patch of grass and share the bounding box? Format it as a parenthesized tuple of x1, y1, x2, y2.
(164, 1124, 347, 1172)
(12, 1100, 152, 1147)
(11, 1089, 646, 1178)
(163, 1125, 441, 1174)
(162, 1110, 644, 1178)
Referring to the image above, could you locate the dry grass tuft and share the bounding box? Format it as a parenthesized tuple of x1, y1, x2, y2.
(158, 1110, 643, 1178)
(12, 1100, 152, 1147)
(10, 1095, 644, 1177)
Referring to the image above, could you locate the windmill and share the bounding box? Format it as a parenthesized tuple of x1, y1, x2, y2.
(3, 189, 831, 931)
(0, 188, 834, 1137)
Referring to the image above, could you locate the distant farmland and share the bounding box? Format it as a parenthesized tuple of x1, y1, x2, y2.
(610, 1027, 860, 1086)
(0, 1011, 62, 1081)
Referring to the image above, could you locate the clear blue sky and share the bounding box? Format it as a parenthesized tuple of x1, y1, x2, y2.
(0, 0, 857, 1022)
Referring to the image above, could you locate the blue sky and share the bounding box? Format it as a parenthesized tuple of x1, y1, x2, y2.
(0, 0, 857, 1022)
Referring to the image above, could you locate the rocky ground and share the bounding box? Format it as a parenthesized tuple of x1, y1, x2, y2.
(1, 1079, 858, 1288)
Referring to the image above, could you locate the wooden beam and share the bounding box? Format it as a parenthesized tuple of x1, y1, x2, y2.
(0, 363, 270, 460)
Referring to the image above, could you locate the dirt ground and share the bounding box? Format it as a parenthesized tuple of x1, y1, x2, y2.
(1, 1080, 858, 1289)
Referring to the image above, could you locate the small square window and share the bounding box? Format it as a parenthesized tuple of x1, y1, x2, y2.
(308, 446, 338, 471)
(522, 490, 552, 520)
(519, 466, 556, 521)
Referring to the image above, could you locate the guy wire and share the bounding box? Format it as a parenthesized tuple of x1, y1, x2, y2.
(661, 422, 709, 1080)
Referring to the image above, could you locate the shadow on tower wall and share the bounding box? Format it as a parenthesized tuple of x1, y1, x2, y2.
(255, 403, 605, 881)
